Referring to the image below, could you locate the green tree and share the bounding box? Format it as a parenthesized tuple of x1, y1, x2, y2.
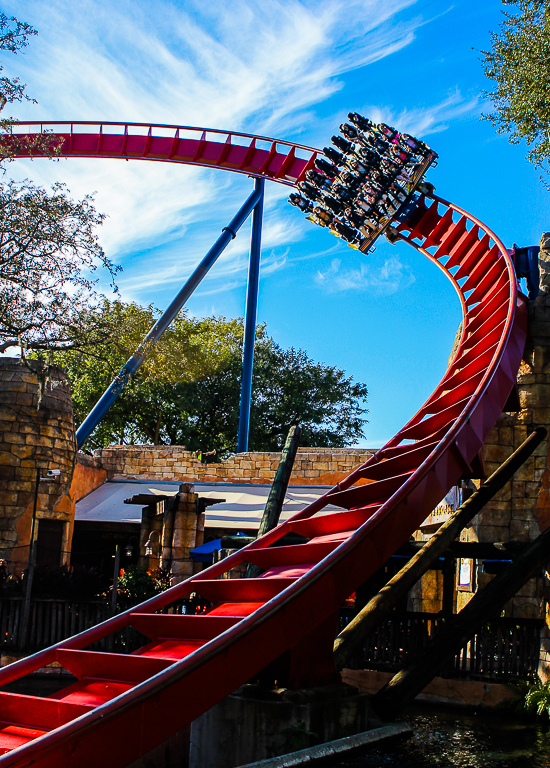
(0, 181, 119, 353)
(0, 14, 118, 355)
(0, 13, 61, 160)
(480, 0, 550, 173)
(54, 301, 368, 453)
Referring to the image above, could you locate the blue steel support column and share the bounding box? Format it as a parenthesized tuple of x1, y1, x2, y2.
(76, 184, 262, 450)
(237, 177, 265, 453)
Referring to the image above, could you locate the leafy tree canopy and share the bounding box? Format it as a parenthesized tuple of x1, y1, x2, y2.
(0, 181, 119, 353)
(53, 301, 368, 453)
(480, 0, 550, 173)
(0, 15, 119, 354)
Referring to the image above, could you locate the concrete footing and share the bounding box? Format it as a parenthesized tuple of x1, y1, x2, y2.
(238, 723, 413, 767)
(189, 683, 381, 768)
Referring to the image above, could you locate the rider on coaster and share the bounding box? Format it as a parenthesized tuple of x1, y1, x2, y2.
(399, 133, 430, 155)
(331, 182, 354, 202)
(347, 112, 372, 132)
(315, 158, 339, 178)
(323, 146, 345, 166)
(355, 147, 379, 166)
(297, 181, 323, 201)
(377, 123, 400, 143)
(321, 194, 346, 214)
(306, 169, 332, 189)
(331, 135, 355, 154)
(331, 218, 360, 243)
(288, 193, 314, 213)
(344, 207, 366, 229)
(339, 123, 366, 144)
(338, 169, 363, 189)
(312, 206, 333, 226)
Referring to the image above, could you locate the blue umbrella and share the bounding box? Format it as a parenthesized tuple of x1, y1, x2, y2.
(189, 532, 248, 563)
(189, 538, 222, 563)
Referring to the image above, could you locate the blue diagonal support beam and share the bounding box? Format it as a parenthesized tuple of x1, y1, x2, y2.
(76, 183, 262, 450)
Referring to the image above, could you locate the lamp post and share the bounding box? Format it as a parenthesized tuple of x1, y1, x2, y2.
(111, 544, 122, 617)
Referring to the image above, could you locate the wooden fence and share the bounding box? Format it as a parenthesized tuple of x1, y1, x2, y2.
(0, 596, 196, 655)
(339, 610, 543, 682)
(0, 598, 543, 682)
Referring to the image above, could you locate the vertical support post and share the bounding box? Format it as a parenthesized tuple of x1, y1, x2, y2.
(237, 177, 265, 453)
(20, 469, 40, 650)
(111, 544, 122, 617)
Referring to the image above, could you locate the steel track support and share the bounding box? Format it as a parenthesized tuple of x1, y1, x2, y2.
(76, 184, 263, 450)
(237, 177, 265, 453)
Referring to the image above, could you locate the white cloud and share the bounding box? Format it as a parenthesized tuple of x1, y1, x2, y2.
(315, 255, 416, 294)
(4, 0, 432, 304)
(359, 89, 481, 140)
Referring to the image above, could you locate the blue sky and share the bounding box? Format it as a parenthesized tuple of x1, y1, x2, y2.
(3, 0, 547, 448)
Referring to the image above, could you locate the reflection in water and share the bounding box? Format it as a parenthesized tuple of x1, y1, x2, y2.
(331, 707, 550, 768)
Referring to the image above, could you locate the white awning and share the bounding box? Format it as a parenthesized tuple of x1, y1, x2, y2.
(75, 480, 342, 530)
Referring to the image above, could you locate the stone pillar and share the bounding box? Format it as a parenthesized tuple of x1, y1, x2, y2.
(461, 234, 550, 618)
(171, 484, 199, 584)
(0, 359, 76, 573)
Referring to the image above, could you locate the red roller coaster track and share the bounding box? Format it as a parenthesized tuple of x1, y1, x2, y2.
(0, 122, 526, 767)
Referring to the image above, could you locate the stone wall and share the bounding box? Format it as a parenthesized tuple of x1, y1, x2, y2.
(93, 445, 375, 486)
(0, 358, 76, 572)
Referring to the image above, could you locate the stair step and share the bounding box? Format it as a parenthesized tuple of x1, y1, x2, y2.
(397, 396, 470, 442)
(208, 602, 265, 617)
(56, 649, 170, 683)
(308, 530, 354, 545)
(423, 374, 483, 414)
(193, 578, 296, 604)
(0, 692, 91, 731)
(50, 680, 133, 707)
(246, 541, 337, 569)
(355, 441, 438, 480)
(444, 224, 480, 270)
(453, 232, 490, 279)
(137, 638, 206, 661)
(289, 506, 380, 539)
(466, 262, 508, 307)
(258, 565, 314, 579)
(129, 614, 239, 641)
(464, 294, 508, 338)
(328, 472, 414, 510)
(461, 244, 502, 294)
(0, 723, 48, 755)
(446, 344, 498, 386)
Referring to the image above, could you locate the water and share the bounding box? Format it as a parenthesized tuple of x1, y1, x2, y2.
(332, 706, 550, 768)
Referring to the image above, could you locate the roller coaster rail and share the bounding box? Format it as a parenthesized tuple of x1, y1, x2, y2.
(0, 120, 528, 767)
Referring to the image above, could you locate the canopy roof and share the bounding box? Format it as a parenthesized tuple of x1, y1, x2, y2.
(75, 480, 341, 530)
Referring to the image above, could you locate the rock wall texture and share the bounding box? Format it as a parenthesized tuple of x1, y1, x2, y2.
(93, 445, 375, 487)
(0, 358, 76, 571)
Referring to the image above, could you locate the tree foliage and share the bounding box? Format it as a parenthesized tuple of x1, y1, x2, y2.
(0, 181, 119, 353)
(0, 14, 118, 354)
(0, 13, 36, 106)
(480, 0, 550, 172)
(53, 301, 368, 453)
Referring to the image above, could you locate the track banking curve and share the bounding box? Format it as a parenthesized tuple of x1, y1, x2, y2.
(0, 122, 528, 767)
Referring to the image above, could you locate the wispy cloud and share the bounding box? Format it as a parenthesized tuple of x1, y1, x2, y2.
(359, 89, 481, 139)
(315, 255, 416, 294)
(5, 0, 431, 304)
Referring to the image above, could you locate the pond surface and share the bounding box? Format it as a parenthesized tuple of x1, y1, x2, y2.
(331, 706, 550, 768)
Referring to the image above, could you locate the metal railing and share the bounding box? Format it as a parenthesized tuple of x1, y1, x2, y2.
(339, 609, 542, 682)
